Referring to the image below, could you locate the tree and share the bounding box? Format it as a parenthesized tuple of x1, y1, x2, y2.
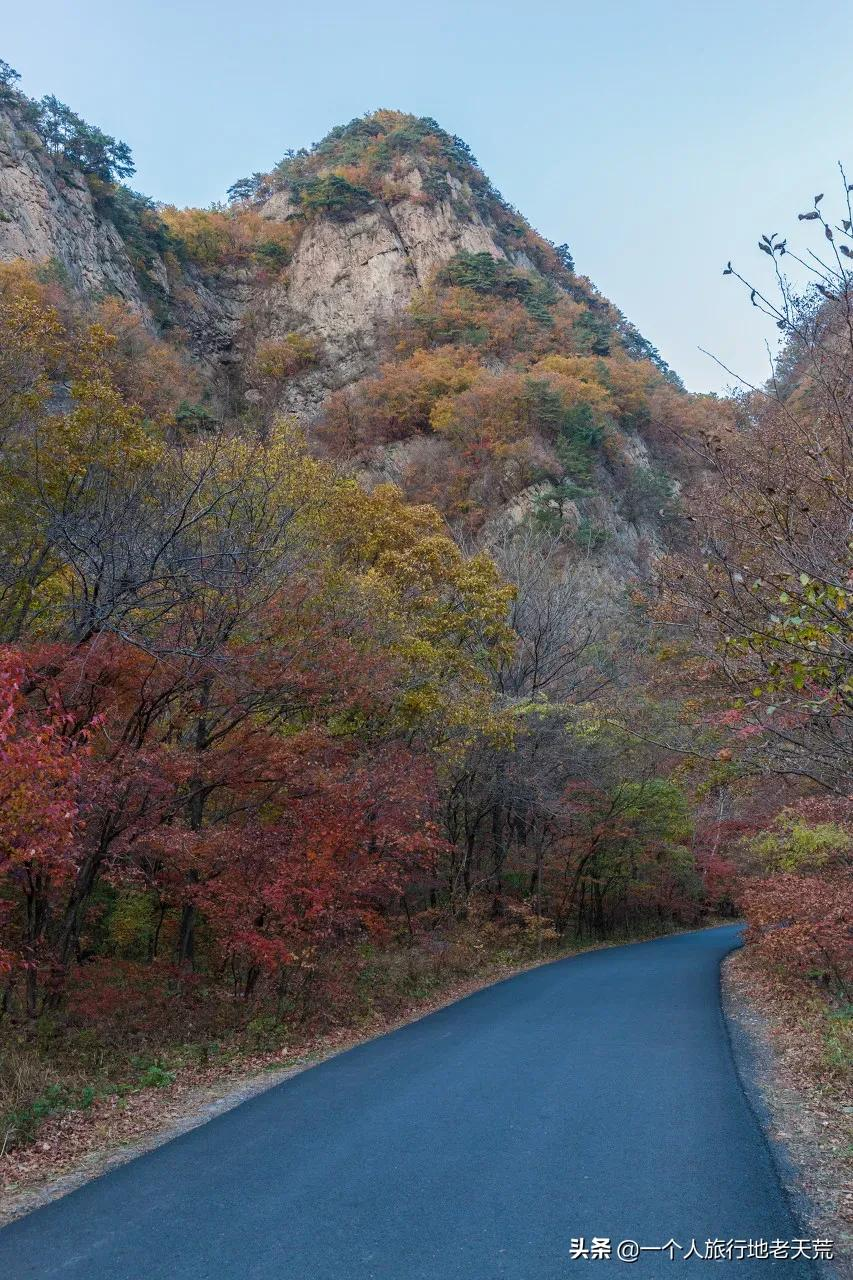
(227, 176, 258, 204)
(0, 266, 517, 1012)
(737, 799, 852, 1003)
(0, 650, 87, 1015)
(670, 170, 853, 792)
(0, 58, 21, 103)
(553, 243, 575, 274)
(35, 95, 135, 183)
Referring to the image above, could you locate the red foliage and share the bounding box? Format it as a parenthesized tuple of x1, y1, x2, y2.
(739, 872, 852, 1000)
(0, 650, 89, 1002)
(194, 741, 438, 986)
(65, 959, 195, 1034)
(0, 619, 439, 1018)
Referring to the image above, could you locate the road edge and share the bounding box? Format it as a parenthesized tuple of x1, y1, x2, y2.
(720, 952, 848, 1280)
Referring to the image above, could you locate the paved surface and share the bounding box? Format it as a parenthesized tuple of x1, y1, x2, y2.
(0, 926, 815, 1278)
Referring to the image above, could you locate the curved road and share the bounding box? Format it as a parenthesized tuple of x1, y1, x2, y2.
(1, 926, 814, 1278)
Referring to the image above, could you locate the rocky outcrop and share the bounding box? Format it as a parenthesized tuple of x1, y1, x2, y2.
(0, 106, 147, 308)
(252, 168, 514, 416)
(0, 109, 677, 591)
(0, 105, 254, 377)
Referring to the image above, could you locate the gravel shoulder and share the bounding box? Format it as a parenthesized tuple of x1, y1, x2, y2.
(723, 949, 853, 1279)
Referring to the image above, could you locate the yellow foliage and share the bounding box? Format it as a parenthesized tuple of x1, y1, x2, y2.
(92, 298, 199, 424)
(528, 356, 614, 413)
(160, 206, 297, 272)
(160, 206, 232, 266)
(0, 263, 65, 439)
(248, 438, 516, 738)
(251, 333, 320, 384)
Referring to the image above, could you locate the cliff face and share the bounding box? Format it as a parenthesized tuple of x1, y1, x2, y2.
(252, 166, 524, 415)
(0, 106, 148, 307)
(0, 110, 580, 418)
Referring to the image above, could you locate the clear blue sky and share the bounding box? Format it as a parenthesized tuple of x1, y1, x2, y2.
(5, 0, 853, 391)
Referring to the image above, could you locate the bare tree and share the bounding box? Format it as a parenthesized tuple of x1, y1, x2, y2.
(671, 170, 853, 792)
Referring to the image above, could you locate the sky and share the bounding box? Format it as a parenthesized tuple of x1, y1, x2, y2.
(4, 0, 853, 392)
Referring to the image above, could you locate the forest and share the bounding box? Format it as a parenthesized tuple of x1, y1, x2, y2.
(0, 78, 849, 1177)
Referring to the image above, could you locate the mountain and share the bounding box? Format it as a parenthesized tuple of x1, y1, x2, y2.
(2, 69, 848, 1221)
(0, 89, 702, 576)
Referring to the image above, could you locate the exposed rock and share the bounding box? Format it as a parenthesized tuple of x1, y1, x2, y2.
(259, 190, 298, 222)
(480, 483, 562, 539)
(0, 119, 540, 426)
(0, 106, 147, 308)
(0, 109, 677, 589)
(256, 170, 509, 416)
(356, 434, 454, 492)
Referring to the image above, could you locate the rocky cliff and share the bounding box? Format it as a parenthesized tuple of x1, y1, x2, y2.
(0, 107, 525, 415)
(0, 104, 147, 307)
(251, 165, 523, 415)
(0, 102, 657, 408)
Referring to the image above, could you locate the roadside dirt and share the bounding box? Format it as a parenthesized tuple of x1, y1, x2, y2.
(723, 950, 853, 1279)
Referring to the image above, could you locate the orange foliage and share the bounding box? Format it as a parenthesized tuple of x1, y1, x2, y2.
(93, 299, 199, 425)
(320, 347, 482, 450)
(160, 205, 297, 274)
(405, 285, 538, 358)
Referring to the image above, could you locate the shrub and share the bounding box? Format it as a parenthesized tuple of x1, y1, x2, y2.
(250, 333, 320, 384)
(297, 175, 373, 221)
(174, 400, 217, 432)
(742, 814, 852, 874)
(159, 206, 296, 273)
(572, 518, 610, 551)
(159, 207, 231, 267)
(573, 310, 612, 355)
(441, 252, 556, 325)
(740, 872, 852, 1003)
(620, 465, 678, 524)
(138, 1062, 175, 1089)
(253, 240, 290, 269)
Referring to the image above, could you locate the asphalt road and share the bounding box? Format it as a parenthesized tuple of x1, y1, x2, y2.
(0, 925, 815, 1279)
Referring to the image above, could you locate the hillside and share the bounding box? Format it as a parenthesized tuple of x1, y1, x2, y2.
(0, 69, 712, 1019)
(1, 94, 711, 579)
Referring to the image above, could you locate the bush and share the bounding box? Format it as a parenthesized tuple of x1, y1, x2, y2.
(5, 1084, 67, 1145)
(160, 207, 231, 267)
(137, 1062, 175, 1089)
(244, 1015, 288, 1051)
(620, 464, 678, 524)
(441, 252, 556, 325)
(175, 400, 217, 432)
(740, 872, 852, 1003)
(572, 518, 610, 551)
(573, 310, 612, 355)
(743, 814, 852, 874)
(253, 240, 290, 269)
(250, 333, 320, 384)
(297, 175, 373, 221)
